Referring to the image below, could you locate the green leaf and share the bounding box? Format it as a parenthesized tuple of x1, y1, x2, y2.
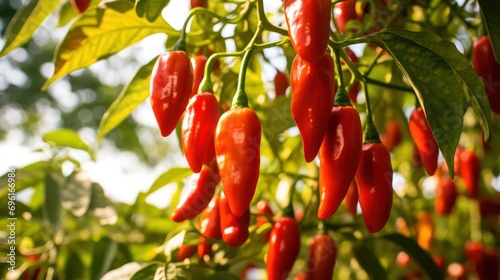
(135, 0, 171, 22)
(382, 233, 444, 280)
(43, 0, 178, 88)
(146, 168, 192, 196)
(91, 237, 119, 280)
(97, 57, 157, 141)
(0, 161, 49, 198)
(478, 0, 500, 63)
(353, 244, 387, 280)
(101, 262, 145, 280)
(366, 30, 467, 178)
(43, 172, 63, 231)
(61, 169, 92, 217)
(88, 183, 118, 225)
(0, 0, 62, 57)
(131, 262, 163, 280)
(65, 251, 84, 279)
(43, 129, 95, 160)
(57, 1, 78, 27)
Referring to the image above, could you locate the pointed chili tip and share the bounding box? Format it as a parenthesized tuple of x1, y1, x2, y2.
(170, 211, 184, 223)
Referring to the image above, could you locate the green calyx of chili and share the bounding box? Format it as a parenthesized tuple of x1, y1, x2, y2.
(231, 49, 254, 109)
(333, 48, 352, 107)
(364, 118, 381, 144)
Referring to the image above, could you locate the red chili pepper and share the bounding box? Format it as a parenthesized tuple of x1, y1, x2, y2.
(256, 201, 274, 243)
(274, 71, 289, 98)
(291, 53, 335, 162)
(190, 0, 207, 9)
(380, 119, 402, 152)
(219, 192, 250, 247)
(334, 0, 357, 33)
(305, 233, 337, 280)
(459, 150, 480, 198)
(472, 36, 500, 114)
(356, 142, 393, 233)
(215, 108, 261, 217)
(190, 55, 208, 98)
(465, 242, 499, 280)
(150, 51, 193, 137)
(181, 92, 220, 173)
(70, 0, 91, 13)
(318, 105, 362, 219)
(434, 177, 458, 216)
(344, 179, 358, 215)
(416, 212, 434, 251)
(267, 217, 301, 280)
(478, 196, 500, 218)
(409, 107, 439, 175)
(197, 197, 222, 258)
(284, 0, 331, 62)
(176, 245, 197, 261)
(170, 161, 220, 222)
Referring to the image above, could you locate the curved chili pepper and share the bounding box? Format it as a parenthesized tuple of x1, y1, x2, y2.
(256, 200, 274, 243)
(472, 36, 500, 114)
(197, 197, 222, 258)
(459, 150, 480, 198)
(305, 233, 337, 280)
(170, 161, 220, 222)
(356, 142, 393, 233)
(291, 53, 335, 162)
(409, 107, 439, 175)
(267, 217, 301, 280)
(181, 92, 220, 173)
(190, 55, 208, 98)
(219, 192, 250, 247)
(318, 105, 362, 219)
(150, 51, 193, 137)
(284, 0, 331, 62)
(434, 176, 458, 216)
(215, 108, 261, 217)
(176, 245, 197, 261)
(274, 71, 289, 98)
(344, 179, 358, 215)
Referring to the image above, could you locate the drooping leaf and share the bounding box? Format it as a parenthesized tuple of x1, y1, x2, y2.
(353, 244, 387, 280)
(130, 262, 163, 280)
(382, 233, 444, 280)
(97, 57, 157, 142)
(88, 183, 118, 225)
(478, 0, 500, 63)
(366, 30, 467, 178)
(43, 0, 178, 88)
(43, 129, 95, 160)
(135, 0, 171, 22)
(61, 169, 92, 217)
(0, 0, 62, 57)
(146, 168, 192, 196)
(57, 1, 78, 27)
(43, 171, 64, 231)
(91, 237, 119, 280)
(101, 262, 144, 280)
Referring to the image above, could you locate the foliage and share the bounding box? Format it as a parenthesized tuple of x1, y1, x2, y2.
(1, 0, 500, 279)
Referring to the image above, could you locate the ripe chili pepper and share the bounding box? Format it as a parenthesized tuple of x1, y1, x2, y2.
(380, 119, 402, 152)
(219, 192, 250, 247)
(318, 105, 362, 219)
(344, 179, 358, 215)
(459, 150, 480, 198)
(150, 51, 193, 137)
(215, 107, 261, 217)
(190, 55, 208, 98)
(291, 53, 335, 163)
(416, 212, 434, 251)
(465, 242, 499, 280)
(284, 0, 331, 62)
(334, 0, 357, 33)
(190, 0, 207, 9)
(305, 233, 337, 280)
(256, 201, 274, 243)
(170, 161, 220, 222)
(267, 217, 301, 280)
(274, 71, 289, 98)
(409, 107, 439, 175)
(70, 0, 91, 13)
(472, 36, 500, 114)
(434, 177, 458, 216)
(356, 142, 393, 233)
(198, 197, 222, 258)
(181, 92, 220, 173)
(176, 245, 197, 261)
